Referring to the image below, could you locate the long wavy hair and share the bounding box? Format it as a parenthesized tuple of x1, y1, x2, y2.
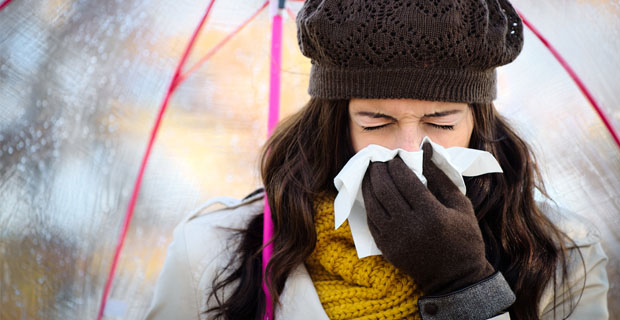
(205, 97, 583, 319)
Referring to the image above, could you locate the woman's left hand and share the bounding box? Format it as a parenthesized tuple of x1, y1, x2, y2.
(361, 142, 495, 296)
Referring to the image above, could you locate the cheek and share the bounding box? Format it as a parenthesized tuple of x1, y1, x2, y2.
(448, 112, 474, 148)
(349, 121, 394, 152)
(349, 118, 362, 152)
(428, 114, 474, 148)
(420, 130, 467, 148)
(447, 127, 472, 147)
(350, 126, 374, 152)
(462, 110, 475, 146)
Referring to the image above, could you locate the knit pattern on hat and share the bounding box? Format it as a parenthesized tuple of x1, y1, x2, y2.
(305, 195, 423, 319)
(296, 0, 524, 103)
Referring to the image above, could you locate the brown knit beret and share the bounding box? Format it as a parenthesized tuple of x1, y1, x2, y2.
(296, 0, 524, 103)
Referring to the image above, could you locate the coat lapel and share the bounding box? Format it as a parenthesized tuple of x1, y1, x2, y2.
(278, 264, 330, 319)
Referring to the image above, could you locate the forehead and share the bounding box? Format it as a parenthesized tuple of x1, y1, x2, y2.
(349, 98, 467, 115)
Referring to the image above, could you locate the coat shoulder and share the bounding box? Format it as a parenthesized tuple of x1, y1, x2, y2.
(178, 188, 265, 286)
(536, 200, 602, 247)
(536, 200, 609, 319)
(183, 188, 265, 226)
(144, 189, 264, 320)
(182, 189, 264, 275)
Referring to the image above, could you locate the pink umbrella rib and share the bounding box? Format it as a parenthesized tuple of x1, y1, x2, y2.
(263, 2, 286, 319)
(177, 0, 269, 85)
(96, 1, 218, 319)
(285, 5, 296, 20)
(0, 0, 12, 11)
(516, 9, 620, 149)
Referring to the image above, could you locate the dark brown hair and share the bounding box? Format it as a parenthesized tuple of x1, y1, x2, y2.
(205, 98, 583, 319)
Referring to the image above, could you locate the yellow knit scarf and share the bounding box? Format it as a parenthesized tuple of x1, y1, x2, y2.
(305, 195, 423, 320)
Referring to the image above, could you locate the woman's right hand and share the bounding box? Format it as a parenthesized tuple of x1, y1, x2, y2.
(361, 142, 495, 296)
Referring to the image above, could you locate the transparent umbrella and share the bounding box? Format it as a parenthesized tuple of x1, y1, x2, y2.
(0, 0, 618, 319)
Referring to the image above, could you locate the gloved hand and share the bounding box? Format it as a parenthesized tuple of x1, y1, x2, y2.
(361, 142, 495, 296)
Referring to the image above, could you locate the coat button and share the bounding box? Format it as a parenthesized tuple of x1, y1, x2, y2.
(424, 303, 439, 316)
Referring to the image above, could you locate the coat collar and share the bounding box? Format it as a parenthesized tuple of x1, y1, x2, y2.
(278, 264, 330, 319)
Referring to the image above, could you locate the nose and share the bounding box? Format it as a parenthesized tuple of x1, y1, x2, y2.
(396, 127, 423, 152)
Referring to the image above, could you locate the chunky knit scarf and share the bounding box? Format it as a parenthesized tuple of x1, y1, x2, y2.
(305, 195, 423, 320)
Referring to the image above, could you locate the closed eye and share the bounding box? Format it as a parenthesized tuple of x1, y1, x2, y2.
(426, 123, 455, 130)
(362, 123, 393, 131)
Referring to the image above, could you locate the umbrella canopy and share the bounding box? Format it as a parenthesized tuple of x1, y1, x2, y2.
(0, 0, 618, 318)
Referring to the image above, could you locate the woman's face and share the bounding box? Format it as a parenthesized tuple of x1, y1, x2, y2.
(348, 98, 474, 152)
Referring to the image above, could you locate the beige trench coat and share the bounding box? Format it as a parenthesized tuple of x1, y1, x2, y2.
(144, 192, 609, 320)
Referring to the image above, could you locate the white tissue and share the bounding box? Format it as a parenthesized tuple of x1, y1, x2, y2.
(333, 136, 503, 258)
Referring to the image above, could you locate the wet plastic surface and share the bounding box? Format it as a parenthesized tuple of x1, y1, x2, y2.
(0, 0, 618, 318)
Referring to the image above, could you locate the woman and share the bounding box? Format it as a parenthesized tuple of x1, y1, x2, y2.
(145, 0, 609, 319)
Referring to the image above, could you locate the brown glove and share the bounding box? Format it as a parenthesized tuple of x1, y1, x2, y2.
(361, 142, 495, 296)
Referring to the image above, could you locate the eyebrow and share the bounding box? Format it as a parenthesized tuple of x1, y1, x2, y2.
(355, 109, 463, 120)
(422, 109, 463, 118)
(355, 112, 397, 121)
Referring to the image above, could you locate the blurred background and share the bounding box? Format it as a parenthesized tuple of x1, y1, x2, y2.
(0, 0, 618, 319)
